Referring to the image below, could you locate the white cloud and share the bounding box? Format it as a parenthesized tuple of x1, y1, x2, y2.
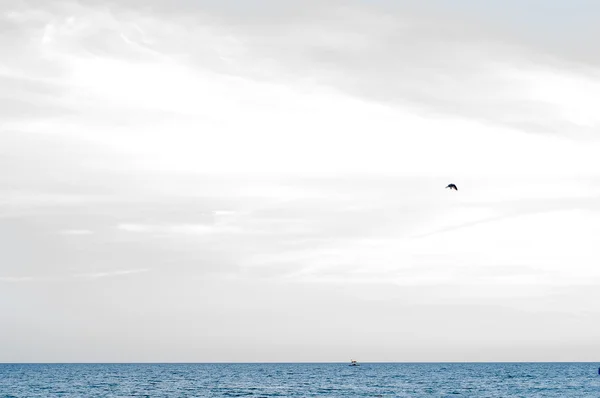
(116, 223, 242, 235)
(116, 223, 151, 233)
(60, 229, 93, 235)
(75, 268, 149, 279)
(0, 276, 34, 283)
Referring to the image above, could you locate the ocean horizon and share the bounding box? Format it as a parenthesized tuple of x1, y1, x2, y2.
(2, 362, 599, 397)
(1, 361, 599, 364)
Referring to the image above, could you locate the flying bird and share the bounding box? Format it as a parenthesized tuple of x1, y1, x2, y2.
(446, 183, 458, 191)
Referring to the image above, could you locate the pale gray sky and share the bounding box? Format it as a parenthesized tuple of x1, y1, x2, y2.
(2, 0, 600, 362)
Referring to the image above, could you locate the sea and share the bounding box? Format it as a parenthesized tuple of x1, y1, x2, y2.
(1, 362, 599, 397)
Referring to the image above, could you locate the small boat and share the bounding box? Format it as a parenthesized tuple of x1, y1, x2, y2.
(349, 359, 359, 367)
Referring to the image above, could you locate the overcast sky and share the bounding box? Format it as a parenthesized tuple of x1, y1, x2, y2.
(2, 0, 600, 362)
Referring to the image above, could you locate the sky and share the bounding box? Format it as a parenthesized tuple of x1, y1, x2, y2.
(2, 0, 600, 362)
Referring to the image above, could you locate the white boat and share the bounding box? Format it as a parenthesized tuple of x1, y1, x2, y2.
(349, 359, 359, 366)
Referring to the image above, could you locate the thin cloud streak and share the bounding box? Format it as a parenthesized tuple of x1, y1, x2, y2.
(0, 276, 34, 283)
(59, 229, 94, 235)
(116, 223, 244, 235)
(75, 268, 150, 279)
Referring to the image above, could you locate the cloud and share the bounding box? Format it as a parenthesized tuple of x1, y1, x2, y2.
(60, 229, 94, 235)
(116, 223, 243, 235)
(0, 276, 34, 283)
(116, 223, 151, 233)
(54, 0, 599, 136)
(4, 0, 600, 181)
(4, 0, 600, 139)
(75, 268, 149, 279)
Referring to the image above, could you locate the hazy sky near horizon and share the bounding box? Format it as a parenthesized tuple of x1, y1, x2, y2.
(2, 0, 600, 362)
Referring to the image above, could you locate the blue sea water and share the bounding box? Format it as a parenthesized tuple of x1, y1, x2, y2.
(1, 362, 599, 397)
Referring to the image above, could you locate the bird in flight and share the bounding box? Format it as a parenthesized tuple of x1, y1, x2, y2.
(446, 183, 458, 191)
